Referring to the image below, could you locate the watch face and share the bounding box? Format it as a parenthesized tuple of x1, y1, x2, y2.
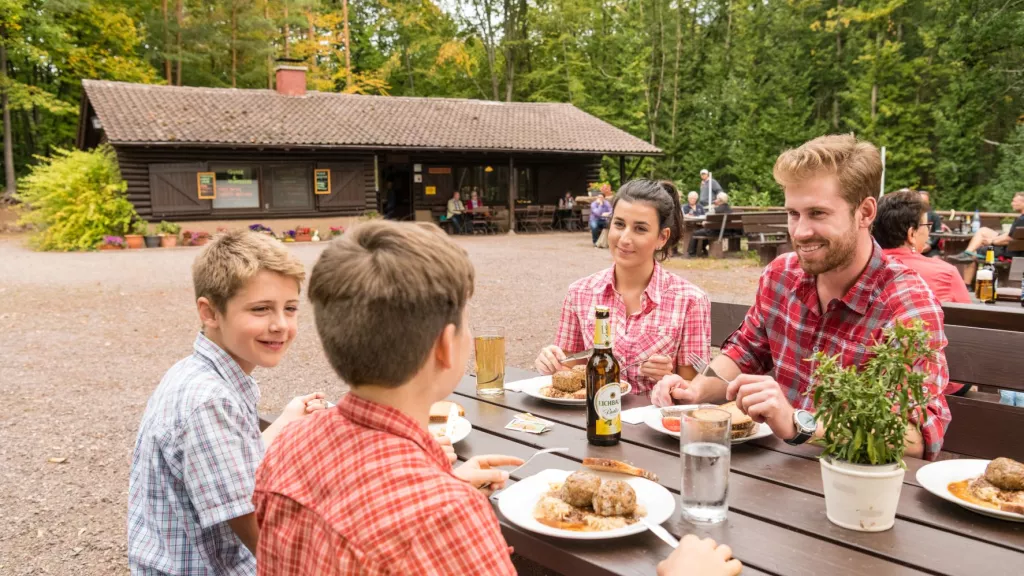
(796, 410, 816, 430)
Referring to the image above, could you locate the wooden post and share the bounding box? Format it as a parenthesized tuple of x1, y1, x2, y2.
(619, 155, 626, 188)
(508, 157, 516, 234)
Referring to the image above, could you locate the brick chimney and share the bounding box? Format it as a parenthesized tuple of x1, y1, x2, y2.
(275, 65, 307, 97)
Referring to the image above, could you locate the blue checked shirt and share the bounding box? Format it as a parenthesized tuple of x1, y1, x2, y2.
(128, 333, 264, 575)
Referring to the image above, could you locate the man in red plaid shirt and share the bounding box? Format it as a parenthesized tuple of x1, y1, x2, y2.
(652, 135, 951, 460)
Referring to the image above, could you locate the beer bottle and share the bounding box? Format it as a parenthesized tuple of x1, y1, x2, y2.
(587, 305, 621, 446)
(975, 249, 996, 304)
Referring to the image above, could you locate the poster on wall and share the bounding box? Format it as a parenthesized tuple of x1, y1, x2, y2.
(427, 167, 451, 175)
(314, 169, 331, 195)
(414, 174, 423, 183)
(413, 164, 422, 172)
(425, 186, 436, 196)
(197, 172, 216, 199)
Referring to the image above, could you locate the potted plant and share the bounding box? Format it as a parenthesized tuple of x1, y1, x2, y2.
(100, 236, 125, 251)
(329, 225, 345, 238)
(283, 229, 296, 242)
(158, 221, 181, 247)
(810, 320, 934, 532)
(193, 231, 211, 246)
(142, 222, 161, 248)
(125, 220, 148, 249)
(294, 226, 312, 242)
(249, 223, 274, 235)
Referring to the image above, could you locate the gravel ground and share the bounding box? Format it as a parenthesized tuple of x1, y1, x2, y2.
(0, 231, 761, 575)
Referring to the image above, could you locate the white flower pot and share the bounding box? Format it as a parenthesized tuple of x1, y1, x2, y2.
(819, 457, 905, 532)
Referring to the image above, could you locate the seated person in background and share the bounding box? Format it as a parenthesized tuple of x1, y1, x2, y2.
(874, 190, 972, 304)
(254, 221, 523, 574)
(917, 190, 944, 255)
(682, 191, 706, 217)
(560, 191, 575, 210)
(446, 190, 468, 234)
(652, 135, 951, 460)
(535, 179, 709, 395)
(956, 191, 1024, 260)
(589, 193, 613, 246)
(688, 192, 732, 256)
(467, 189, 484, 211)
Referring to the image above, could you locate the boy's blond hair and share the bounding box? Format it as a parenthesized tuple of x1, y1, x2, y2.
(308, 220, 475, 388)
(773, 134, 882, 210)
(192, 229, 306, 311)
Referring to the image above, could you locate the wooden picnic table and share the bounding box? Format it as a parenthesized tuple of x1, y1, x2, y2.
(451, 367, 1024, 576)
(930, 232, 973, 256)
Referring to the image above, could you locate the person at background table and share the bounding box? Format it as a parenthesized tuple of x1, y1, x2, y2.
(467, 189, 484, 211)
(955, 191, 1024, 260)
(446, 190, 468, 235)
(682, 191, 705, 217)
(589, 193, 613, 246)
(698, 169, 723, 207)
(535, 179, 710, 394)
(652, 135, 951, 460)
(688, 192, 733, 257)
(874, 190, 972, 305)
(559, 191, 575, 210)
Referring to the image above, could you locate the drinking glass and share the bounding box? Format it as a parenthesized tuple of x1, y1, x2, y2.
(679, 405, 731, 524)
(474, 326, 505, 397)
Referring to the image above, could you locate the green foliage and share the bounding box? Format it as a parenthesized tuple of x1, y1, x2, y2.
(130, 220, 150, 235)
(810, 321, 934, 467)
(15, 145, 136, 251)
(158, 221, 181, 235)
(987, 124, 1024, 212)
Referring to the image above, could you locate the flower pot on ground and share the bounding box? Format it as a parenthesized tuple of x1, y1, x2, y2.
(99, 236, 125, 251)
(157, 221, 181, 248)
(294, 226, 312, 242)
(125, 220, 149, 249)
(124, 234, 144, 249)
(160, 234, 178, 248)
(144, 235, 161, 248)
(810, 320, 935, 533)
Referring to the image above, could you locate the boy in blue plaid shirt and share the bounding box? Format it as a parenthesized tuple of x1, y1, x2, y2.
(128, 230, 325, 575)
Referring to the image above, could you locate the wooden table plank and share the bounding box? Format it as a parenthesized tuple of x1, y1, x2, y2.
(457, 421, 915, 576)
(451, 391, 1022, 575)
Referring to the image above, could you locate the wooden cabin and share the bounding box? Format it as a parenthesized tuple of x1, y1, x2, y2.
(77, 67, 661, 232)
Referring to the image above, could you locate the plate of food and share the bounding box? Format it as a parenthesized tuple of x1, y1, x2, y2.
(427, 401, 472, 444)
(643, 402, 772, 444)
(519, 367, 632, 405)
(497, 459, 674, 540)
(916, 457, 1024, 522)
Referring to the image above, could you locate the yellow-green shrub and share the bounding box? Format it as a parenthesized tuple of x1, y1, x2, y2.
(16, 145, 137, 251)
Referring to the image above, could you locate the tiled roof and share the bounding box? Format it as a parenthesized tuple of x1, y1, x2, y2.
(81, 80, 661, 155)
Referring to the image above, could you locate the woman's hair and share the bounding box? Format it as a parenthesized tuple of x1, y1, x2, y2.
(873, 189, 925, 249)
(611, 179, 684, 261)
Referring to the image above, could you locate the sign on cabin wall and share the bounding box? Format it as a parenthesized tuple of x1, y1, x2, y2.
(414, 174, 423, 183)
(426, 186, 436, 196)
(428, 167, 452, 175)
(197, 172, 216, 199)
(314, 169, 331, 195)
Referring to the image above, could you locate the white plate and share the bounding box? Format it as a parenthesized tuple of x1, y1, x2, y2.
(916, 459, 1024, 522)
(643, 407, 773, 444)
(518, 376, 632, 406)
(497, 468, 676, 540)
(427, 416, 472, 444)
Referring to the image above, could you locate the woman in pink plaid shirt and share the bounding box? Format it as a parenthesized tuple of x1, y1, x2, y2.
(535, 179, 711, 394)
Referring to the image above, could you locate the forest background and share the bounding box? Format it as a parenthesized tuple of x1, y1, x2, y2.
(2, 0, 1023, 210)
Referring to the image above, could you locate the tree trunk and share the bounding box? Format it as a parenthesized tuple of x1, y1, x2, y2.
(284, 1, 290, 59)
(833, 0, 842, 129)
(231, 3, 238, 88)
(175, 0, 183, 85)
(342, 0, 352, 87)
(1, 40, 15, 200)
(871, 83, 878, 122)
(266, 1, 273, 89)
(670, 0, 684, 139)
(163, 0, 171, 83)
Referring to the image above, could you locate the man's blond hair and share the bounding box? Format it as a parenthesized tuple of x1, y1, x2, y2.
(773, 134, 882, 209)
(192, 229, 306, 311)
(308, 221, 475, 388)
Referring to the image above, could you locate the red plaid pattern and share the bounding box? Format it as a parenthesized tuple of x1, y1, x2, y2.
(721, 243, 952, 460)
(553, 261, 711, 394)
(253, 394, 515, 575)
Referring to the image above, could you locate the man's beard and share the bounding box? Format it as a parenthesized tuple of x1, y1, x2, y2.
(794, 227, 858, 276)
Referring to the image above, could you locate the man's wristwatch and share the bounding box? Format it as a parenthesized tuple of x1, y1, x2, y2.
(785, 409, 816, 446)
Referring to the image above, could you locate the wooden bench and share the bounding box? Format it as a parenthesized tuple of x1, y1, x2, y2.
(709, 300, 1024, 461)
(741, 211, 790, 265)
(699, 212, 744, 258)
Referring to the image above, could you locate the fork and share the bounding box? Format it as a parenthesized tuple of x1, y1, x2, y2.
(489, 447, 569, 501)
(686, 353, 734, 387)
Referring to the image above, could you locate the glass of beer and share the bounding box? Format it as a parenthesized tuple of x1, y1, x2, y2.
(474, 326, 506, 397)
(679, 405, 731, 524)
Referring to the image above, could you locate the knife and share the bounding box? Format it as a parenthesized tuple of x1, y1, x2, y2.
(562, 348, 593, 363)
(444, 403, 460, 438)
(641, 517, 679, 549)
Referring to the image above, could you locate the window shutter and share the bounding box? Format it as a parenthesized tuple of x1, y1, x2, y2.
(149, 163, 212, 216)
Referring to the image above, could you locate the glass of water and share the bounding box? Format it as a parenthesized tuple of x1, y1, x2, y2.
(679, 405, 731, 524)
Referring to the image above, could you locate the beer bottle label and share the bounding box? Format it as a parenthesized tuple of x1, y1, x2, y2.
(595, 383, 622, 435)
(593, 316, 611, 348)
